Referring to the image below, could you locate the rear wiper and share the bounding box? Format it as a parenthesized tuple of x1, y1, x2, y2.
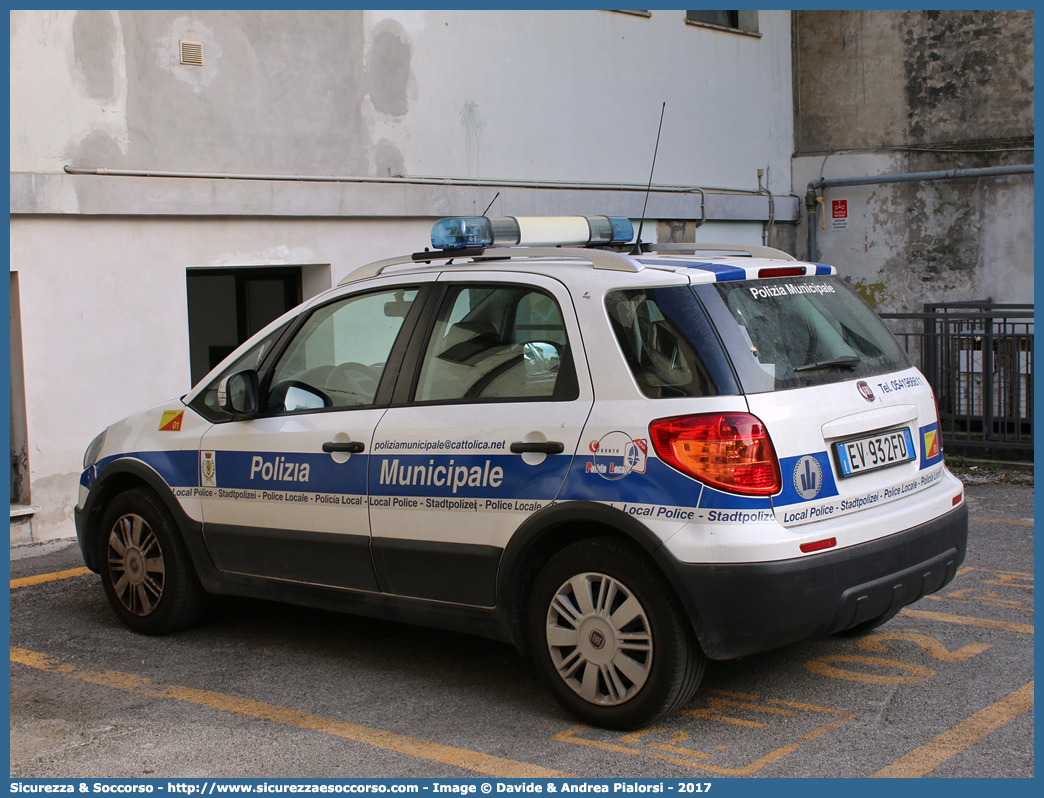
(793, 355, 861, 372)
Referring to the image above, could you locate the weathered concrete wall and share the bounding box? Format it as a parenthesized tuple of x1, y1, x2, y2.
(792, 10, 1034, 312)
(793, 157, 1034, 312)
(795, 10, 1033, 153)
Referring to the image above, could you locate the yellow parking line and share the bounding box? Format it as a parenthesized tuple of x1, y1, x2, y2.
(899, 608, 1033, 635)
(11, 646, 572, 778)
(10, 567, 92, 590)
(873, 682, 1034, 777)
(970, 516, 1034, 527)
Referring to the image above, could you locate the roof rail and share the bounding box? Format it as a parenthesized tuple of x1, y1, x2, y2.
(641, 242, 796, 261)
(338, 246, 643, 285)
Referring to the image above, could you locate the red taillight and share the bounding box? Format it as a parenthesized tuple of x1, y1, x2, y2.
(758, 266, 807, 278)
(649, 413, 782, 495)
(953, 492, 963, 506)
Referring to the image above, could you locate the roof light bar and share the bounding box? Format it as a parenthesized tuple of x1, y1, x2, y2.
(431, 216, 634, 251)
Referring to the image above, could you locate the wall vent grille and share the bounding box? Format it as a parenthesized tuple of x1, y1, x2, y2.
(180, 40, 204, 67)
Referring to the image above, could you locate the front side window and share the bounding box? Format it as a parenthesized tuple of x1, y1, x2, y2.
(712, 276, 910, 392)
(414, 284, 577, 403)
(265, 288, 418, 413)
(191, 321, 292, 422)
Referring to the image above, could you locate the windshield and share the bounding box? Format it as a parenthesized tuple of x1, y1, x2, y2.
(711, 276, 910, 392)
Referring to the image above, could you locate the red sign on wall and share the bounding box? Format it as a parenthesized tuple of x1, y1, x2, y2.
(830, 199, 849, 231)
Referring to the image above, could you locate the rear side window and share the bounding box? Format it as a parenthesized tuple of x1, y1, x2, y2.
(712, 276, 910, 392)
(414, 284, 578, 403)
(606, 288, 721, 399)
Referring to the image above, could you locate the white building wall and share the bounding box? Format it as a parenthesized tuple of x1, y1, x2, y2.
(10, 216, 435, 539)
(12, 10, 794, 192)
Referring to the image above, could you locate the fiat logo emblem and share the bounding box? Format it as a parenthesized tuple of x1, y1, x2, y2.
(589, 630, 606, 649)
(857, 381, 875, 402)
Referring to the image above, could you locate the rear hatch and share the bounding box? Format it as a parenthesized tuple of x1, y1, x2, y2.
(694, 273, 945, 533)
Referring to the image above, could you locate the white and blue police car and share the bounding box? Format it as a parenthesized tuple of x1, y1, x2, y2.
(76, 216, 967, 729)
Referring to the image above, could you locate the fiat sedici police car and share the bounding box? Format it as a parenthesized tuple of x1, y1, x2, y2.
(76, 215, 967, 729)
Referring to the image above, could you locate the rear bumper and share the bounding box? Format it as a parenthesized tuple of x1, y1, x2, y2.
(660, 503, 968, 659)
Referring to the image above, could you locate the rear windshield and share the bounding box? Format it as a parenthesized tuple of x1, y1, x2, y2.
(710, 275, 910, 392)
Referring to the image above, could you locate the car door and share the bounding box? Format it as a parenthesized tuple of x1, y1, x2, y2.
(198, 278, 432, 590)
(367, 273, 594, 606)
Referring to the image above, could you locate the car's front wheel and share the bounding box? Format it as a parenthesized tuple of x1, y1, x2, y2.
(527, 537, 705, 729)
(97, 488, 205, 635)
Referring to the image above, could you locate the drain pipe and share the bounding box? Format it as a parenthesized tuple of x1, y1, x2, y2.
(805, 163, 1034, 262)
(62, 165, 724, 229)
(64, 164, 721, 197)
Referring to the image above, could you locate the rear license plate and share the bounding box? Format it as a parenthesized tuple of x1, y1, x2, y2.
(834, 428, 916, 477)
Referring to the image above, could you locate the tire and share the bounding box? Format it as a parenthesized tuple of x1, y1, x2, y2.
(527, 538, 705, 730)
(96, 488, 205, 635)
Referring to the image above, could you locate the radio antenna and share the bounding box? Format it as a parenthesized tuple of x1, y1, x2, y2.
(631, 102, 666, 255)
(482, 192, 500, 216)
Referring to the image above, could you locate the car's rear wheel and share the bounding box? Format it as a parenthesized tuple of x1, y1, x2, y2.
(527, 537, 704, 729)
(97, 488, 205, 635)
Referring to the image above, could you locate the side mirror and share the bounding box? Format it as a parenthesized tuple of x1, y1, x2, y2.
(523, 341, 561, 377)
(217, 370, 260, 416)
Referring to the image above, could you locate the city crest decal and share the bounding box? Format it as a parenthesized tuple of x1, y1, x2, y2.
(586, 432, 647, 480)
(200, 451, 217, 487)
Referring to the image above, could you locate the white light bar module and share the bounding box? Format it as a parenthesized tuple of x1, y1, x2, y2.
(431, 216, 634, 250)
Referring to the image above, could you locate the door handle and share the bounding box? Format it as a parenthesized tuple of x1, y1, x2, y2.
(322, 441, 365, 454)
(510, 441, 565, 455)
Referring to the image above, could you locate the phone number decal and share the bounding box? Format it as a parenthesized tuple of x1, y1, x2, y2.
(876, 375, 924, 395)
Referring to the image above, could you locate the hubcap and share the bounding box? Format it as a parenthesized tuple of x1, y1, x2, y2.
(106, 513, 166, 616)
(545, 572, 652, 706)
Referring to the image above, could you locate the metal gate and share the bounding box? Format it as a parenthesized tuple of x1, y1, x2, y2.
(878, 302, 1033, 456)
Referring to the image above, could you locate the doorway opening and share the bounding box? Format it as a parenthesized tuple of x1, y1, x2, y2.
(186, 267, 303, 386)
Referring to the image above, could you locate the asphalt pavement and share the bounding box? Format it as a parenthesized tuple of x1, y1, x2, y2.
(8, 481, 1034, 779)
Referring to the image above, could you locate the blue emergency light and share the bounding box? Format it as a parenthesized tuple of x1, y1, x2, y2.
(431, 216, 634, 250)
